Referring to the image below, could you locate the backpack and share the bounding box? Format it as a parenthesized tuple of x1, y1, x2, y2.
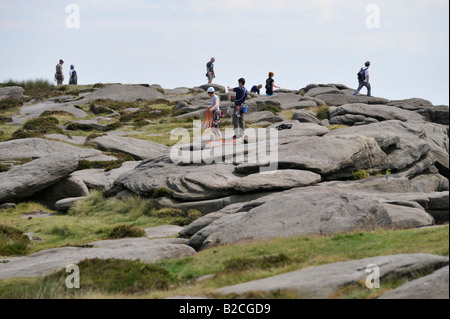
(357, 68, 366, 82)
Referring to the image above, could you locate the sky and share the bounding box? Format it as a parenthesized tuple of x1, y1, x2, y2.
(0, 0, 449, 105)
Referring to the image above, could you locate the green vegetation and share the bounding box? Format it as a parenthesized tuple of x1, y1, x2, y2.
(259, 104, 282, 115)
(352, 169, 369, 180)
(315, 106, 330, 120)
(11, 117, 64, 140)
(0, 225, 30, 256)
(107, 225, 146, 239)
(0, 224, 447, 299)
(77, 152, 135, 171)
(0, 97, 23, 116)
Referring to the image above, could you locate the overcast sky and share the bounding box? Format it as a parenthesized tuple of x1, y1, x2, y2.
(0, 0, 448, 105)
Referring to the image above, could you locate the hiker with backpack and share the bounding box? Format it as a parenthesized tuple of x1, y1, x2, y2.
(265, 72, 281, 96)
(227, 78, 248, 139)
(251, 84, 263, 95)
(69, 65, 78, 85)
(207, 87, 221, 140)
(55, 59, 64, 86)
(206, 57, 215, 84)
(353, 61, 371, 96)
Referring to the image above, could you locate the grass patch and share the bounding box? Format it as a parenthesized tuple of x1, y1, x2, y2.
(315, 106, 330, 120)
(352, 170, 369, 180)
(0, 224, 30, 256)
(77, 152, 135, 171)
(259, 104, 282, 115)
(0, 258, 178, 298)
(10, 116, 63, 140)
(0, 223, 447, 298)
(107, 225, 145, 239)
(0, 97, 23, 115)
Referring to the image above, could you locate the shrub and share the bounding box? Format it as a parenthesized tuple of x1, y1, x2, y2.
(0, 98, 23, 112)
(23, 116, 59, 130)
(0, 225, 30, 256)
(10, 116, 63, 140)
(316, 106, 330, 120)
(107, 225, 145, 239)
(46, 225, 75, 238)
(352, 170, 369, 180)
(40, 110, 74, 117)
(152, 188, 173, 198)
(65, 123, 94, 132)
(259, 104, 282, 115)
(43, 258, 177, 294)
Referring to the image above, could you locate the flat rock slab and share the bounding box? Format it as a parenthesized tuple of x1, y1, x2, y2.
(80, 84, 164, 103)
(218, 254, 449, 298)
(145, 225, 184, 238)
(0, 138, 116, 162)
(13, 101, 88, 124)
(0, 238, 196, 279)
(71, 161, 141, 190)
(92, 135, 170, 160)
(378, 266, 449, 299)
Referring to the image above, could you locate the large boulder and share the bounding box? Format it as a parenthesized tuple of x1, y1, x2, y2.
(0, 154, 79, 203)
(0, 238, 196, 279)
(387, 98, 449, 125)
(329, 121, 448, 177)
(13, 101, 88, 124)
(0, 138, 116, 162)
(218, 254, 449, 298)
(378, 266, 449, 299)
(187, 186, 435, 250)
(0, 86, 24, 100)
(71, 161, 141, 191)
(91, 135, 170, 160)
(235, 135, 389, 180)
(329, 103, 425, 125)
(315, 94, 390, 106)
(32, 175, 90, 209)
(80, 84, 164, 103)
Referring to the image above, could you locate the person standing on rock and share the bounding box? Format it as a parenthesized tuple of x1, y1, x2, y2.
(69, 65, 78, 85)
(55, 59, 64, 86)
(353, 61, 371, 97)
(206, 57, 216, 84)
(207, 87, 221, 140)
(265, 72, 280, 96)
(228, 78, 248, 139)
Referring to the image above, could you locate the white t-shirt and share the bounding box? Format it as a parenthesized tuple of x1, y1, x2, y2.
(364, 68, 370, 83)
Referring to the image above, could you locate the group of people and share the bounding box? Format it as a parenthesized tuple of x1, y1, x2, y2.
(205, 57, 372, 140)
(54, 59, 78, 86)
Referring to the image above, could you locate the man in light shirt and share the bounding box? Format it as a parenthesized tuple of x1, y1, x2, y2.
(353, 61, 371, 97)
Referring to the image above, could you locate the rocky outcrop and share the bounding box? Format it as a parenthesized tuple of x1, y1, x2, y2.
(91, 135, 170, 160)
(0, 154, 79, 203)
(378, 265, 449, 299)
(186, 186, 437, 250)
(218, 254, 449, 298)
(0, 238, 196, 279)
(0, 138, 116, 162)
(0, 86, 24, 100)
